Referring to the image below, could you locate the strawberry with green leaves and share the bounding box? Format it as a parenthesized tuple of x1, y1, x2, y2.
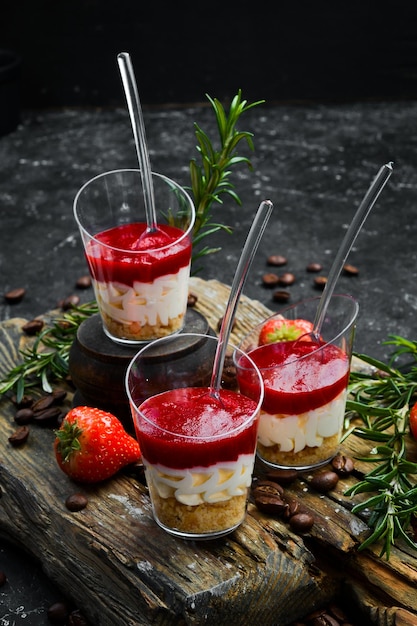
(54, 406, 141, 483)
(258, 317, 314, 346)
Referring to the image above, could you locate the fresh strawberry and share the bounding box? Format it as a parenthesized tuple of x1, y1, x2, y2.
(258, 317, 314, 345)
(54, 406, 141, 483)
(410, 402, 417, 440)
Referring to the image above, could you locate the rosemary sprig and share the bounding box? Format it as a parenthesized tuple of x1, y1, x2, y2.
(345, 335, 417, 558)
(189, 90, 264, 271)
(0, 301, 98, 402)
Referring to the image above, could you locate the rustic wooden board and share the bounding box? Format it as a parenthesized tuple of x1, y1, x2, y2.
(0, 278, 416, 625)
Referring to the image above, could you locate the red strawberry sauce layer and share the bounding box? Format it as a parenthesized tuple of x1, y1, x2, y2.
(136, 388, 258, 469)
(86, 223, 192, 286)
(238, 340, 349, 416)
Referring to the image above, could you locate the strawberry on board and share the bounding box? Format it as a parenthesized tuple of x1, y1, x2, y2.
(258, 317, 314, 345)
(410, 402, 417, 440)
(54, 406, 141, 483)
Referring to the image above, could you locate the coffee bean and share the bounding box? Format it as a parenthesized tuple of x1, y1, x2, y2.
(267, 254, 287, 267)
(33, 406, 62, 426)
(0, 571, 7, 587)
(65, 493, 88, 512)
(310, 470, 339, 493)
(4, 287, 26, 303)
(314, 276, 328, 289)
(15, 407, 34, 425)
(253, 479, 285, 498)
(265, 468, 299, 486)
(217, 316, 237, 332)
(52, 388, 68, 403)
(47, 601, 70, 623)
(306, 262, 323, 273)
(12, 394, 34, 408)
(8, 425, 30, 447)
(289, 512, 314, 533)
(254, 494, 287, 515)
(331, 454, 355, 476)
(22, 318, 44, 335)
(272, 290, 291, 303)
(278, 272, 296, 286)
(187, 292, 198, 307)
(75, 275, 92, 289)
(32, 394, 55, 413)
(262, 272, 280, 287)
(61, 294, 80, 310)
(283, 498, 300, 520)
(343, 263, 359, 276)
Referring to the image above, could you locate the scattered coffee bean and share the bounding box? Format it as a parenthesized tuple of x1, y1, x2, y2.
(4, 287, 26, 304)
(8, 425, 30, 447)
(12, 394, 34, 408)
(343, 263, 359, 276)
(306, 262, 323, 273)
(33, 406, 62, 426)
(22, 318, 44, 335)
(47, 601, 70, 623)
(52, 388, 68, 403)
(283, 498, 300, 520)
(254, 494, 287, 515)
(314, 276, 328, 289)
(253, 479, 285, 498)
(267, 254, 287, 267)
(32, 394, 55, 413)
(0, 570, 7, 587)
(65, 493, 88, 512)
(61, 294, 80, 310)
(310, 470, 339, 493)
(15, 407, 34, 425)
(75, 275, 92, 289)
(289, 512, 314, 533)
(278, 272, 296, 286)
(273, 289, 291, 303)
(331, 454, 355, 476)
(265, 468, 299, 486)
(262, 272, 280, 287)
(187, 292, 198, 307)
(217, 316, 237, 332)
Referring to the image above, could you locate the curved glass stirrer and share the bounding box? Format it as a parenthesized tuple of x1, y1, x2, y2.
(117, 51, 158, 233)
(210, 199, 274, 399)
(312, 161, 394, 339)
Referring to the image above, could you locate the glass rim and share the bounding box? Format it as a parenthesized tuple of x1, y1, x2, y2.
(239, 294, 359, 369)
(73, 168, 196, 253)
(125, 332, 265, 441)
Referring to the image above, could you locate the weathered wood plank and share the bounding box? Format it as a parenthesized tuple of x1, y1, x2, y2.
(0, 278, 416, 625)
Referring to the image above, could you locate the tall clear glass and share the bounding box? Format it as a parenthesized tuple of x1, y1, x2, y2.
(73, 169, 195, 345)
(126, 333, 264, 539)
(237, 295, 359, 470)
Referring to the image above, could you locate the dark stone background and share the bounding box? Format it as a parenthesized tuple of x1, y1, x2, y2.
(1, 3, 417, 624)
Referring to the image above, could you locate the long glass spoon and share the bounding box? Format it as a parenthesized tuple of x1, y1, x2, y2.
(210, 199, 274, 400)
(312, 161, 394, 339)
(117, 51, 158, 233)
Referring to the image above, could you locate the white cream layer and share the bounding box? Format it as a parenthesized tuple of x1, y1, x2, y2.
(257, 390, 347, 453)
(144, 454, 255, 506)
(92, 265, 190, 326)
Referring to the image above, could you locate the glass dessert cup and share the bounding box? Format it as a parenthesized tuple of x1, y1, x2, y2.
(125, 333, 264, 540)
(237, 295, 359, 471)
(73, 168, 195, 345)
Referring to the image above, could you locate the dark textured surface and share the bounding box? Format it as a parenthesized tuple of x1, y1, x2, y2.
(0, 99, 416, 623)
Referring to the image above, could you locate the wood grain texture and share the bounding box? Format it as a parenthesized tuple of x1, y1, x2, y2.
(0, 278, 416, 625)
